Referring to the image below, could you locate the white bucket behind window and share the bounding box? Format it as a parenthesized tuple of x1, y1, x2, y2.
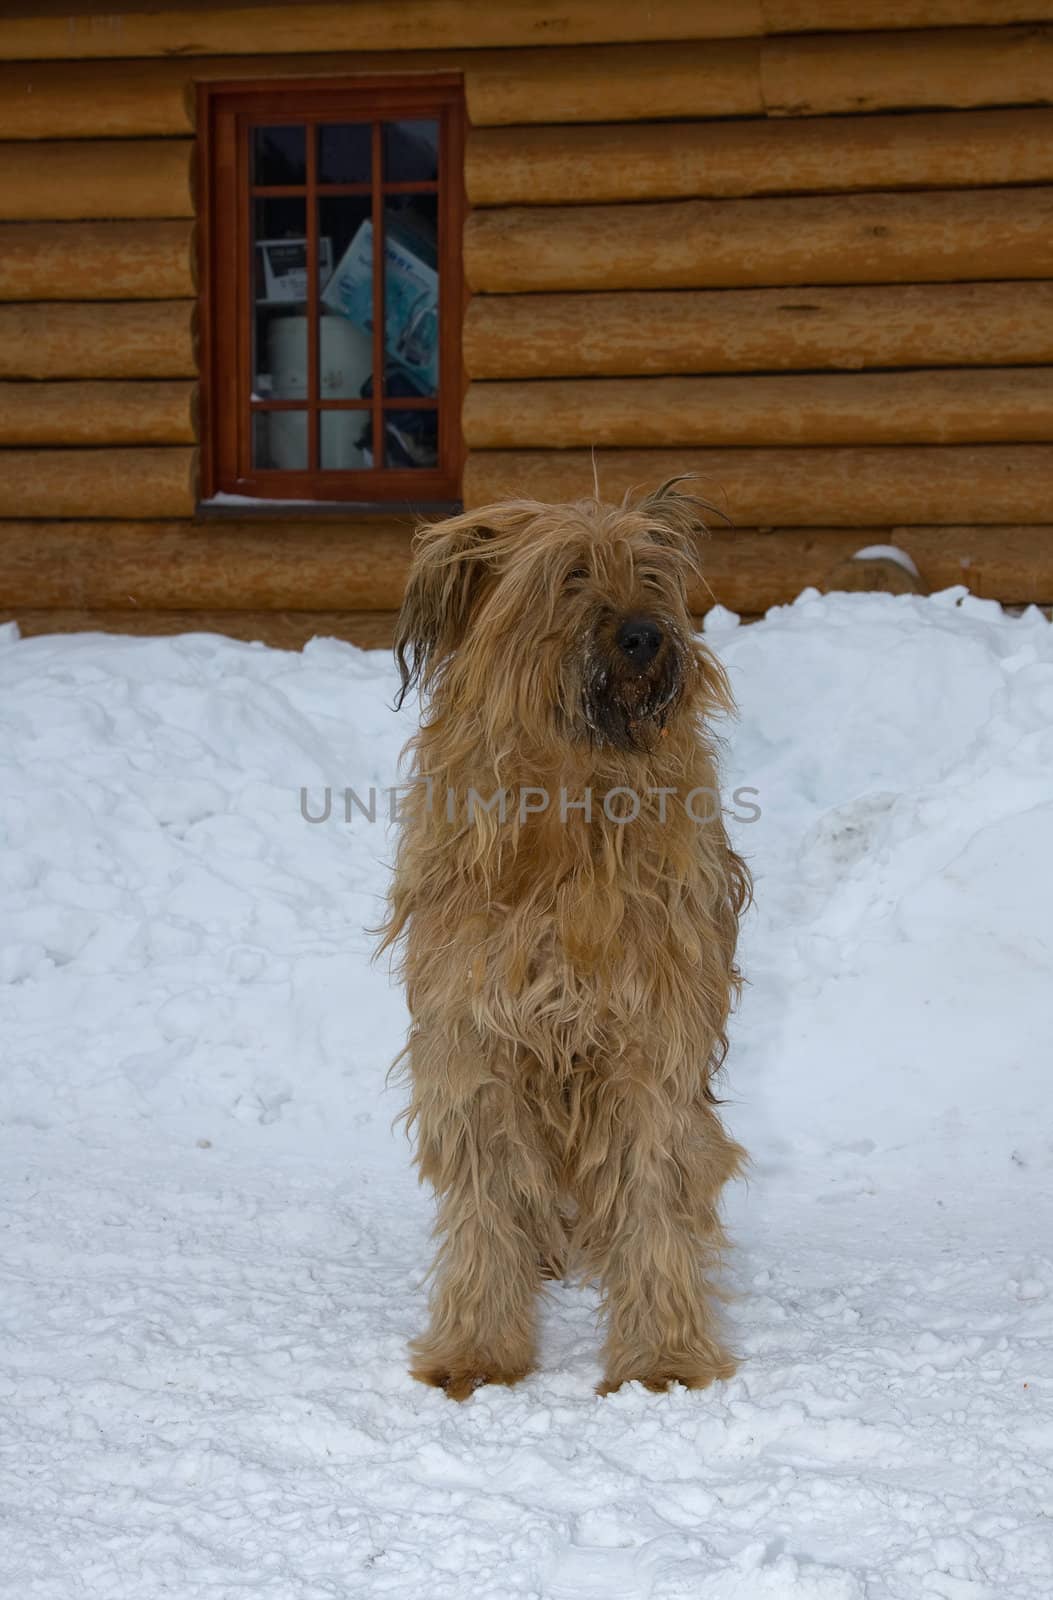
(267, 314, 373, 470)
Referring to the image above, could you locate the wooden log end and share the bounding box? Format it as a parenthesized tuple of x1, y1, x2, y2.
(823, 551, 928, 594)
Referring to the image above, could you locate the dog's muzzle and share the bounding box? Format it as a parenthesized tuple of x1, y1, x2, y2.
(582, 613, 683, 751)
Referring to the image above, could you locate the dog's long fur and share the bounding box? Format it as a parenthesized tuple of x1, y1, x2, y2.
(379, 482, 749, 1399)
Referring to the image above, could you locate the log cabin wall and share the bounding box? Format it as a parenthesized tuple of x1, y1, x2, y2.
(3, 2, 1053, 646)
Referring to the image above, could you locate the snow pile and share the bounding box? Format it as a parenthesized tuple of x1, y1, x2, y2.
(1, 590, 1051, 1600)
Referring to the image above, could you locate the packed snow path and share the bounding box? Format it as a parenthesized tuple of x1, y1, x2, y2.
(1, 589, 1051, 1600)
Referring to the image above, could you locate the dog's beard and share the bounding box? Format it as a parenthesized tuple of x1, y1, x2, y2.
(580, 636, 685, 752)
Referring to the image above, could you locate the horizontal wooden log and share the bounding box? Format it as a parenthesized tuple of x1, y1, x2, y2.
(467, 107, 1053, 207)
(0, 51, 462, 139)
(463, 282, 1053, 379)
(0, 52, 437, 140)
(0, 449, 196, 518)
(1, 26, 1050, 142)
(0, 222, 194, 302)
(688, 525, 1053, 607)
(0, 382, 196, 446)
(1, 521, 1049, 619)
(2, 518, 1043, 617)
(0, 57, 196, 140)
(463, 370, 1053, 449)
(0, 43, 760, 139)
(0, 302, 195, 379)
(0, 2, 761, 61)
(691, 525, 1053, 607)
(465, 187, 1053, 293)
(0, 25, 1051, 143)
(0, 140, 193, 222)
(8, 1, 1053, 63)
(463, 446, 1053, 525)
(467, 39, 763, 125)
(764, 25, 1053, 116)
(0, 520, 413, 610)
(471, 24, 1053, 126)
(0, 608, 399, 651)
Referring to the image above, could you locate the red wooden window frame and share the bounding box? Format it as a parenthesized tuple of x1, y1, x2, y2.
(199, 77, 465, 505)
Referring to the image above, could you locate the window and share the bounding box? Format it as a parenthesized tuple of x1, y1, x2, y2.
(200, 78, 465, 505)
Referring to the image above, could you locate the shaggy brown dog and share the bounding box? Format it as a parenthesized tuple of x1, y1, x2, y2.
(379, 481, 749, 1399)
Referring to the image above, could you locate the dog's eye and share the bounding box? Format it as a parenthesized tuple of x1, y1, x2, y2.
(566, 567, 588, 585)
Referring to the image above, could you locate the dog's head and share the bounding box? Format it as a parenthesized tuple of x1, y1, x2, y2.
(394, 480, 731, 751)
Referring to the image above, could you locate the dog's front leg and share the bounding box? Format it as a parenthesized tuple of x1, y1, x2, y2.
(575, 1079, 744, 1396)
(408, 1065, 560, 1400)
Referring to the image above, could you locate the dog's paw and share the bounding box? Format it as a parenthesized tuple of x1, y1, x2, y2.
(411, 1359, 531, 1401)
(597, 1354, 737, 1397)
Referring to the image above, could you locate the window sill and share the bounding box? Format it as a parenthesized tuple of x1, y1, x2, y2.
(195, 493, 462, 521)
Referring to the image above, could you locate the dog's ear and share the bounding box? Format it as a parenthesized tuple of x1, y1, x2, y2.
(393, 510, 498, 707)
(637, 476, 725, 569)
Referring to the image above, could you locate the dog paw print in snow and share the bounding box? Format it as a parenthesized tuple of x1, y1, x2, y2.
(231, 1086, 292, 1125)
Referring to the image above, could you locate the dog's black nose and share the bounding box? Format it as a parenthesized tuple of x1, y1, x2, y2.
(616, 615, 663, 667)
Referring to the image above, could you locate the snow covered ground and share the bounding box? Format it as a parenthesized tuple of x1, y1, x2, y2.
(1, 587, 1051, 1600)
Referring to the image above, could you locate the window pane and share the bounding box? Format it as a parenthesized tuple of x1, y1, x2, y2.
(384, 198, 438, 398)
(318, 197, 375, 394)
(253, 411, 307, 469)
(318, 122, 372, 185)
(262, 313, 307, 400)
(320, 411, 373, 471)
(319, 311, 373, 400)
(384, 409, 438, 469)
(383, 119, 438, 183)
(253, 197, 313, 400)
(253, 125, 305, 186)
